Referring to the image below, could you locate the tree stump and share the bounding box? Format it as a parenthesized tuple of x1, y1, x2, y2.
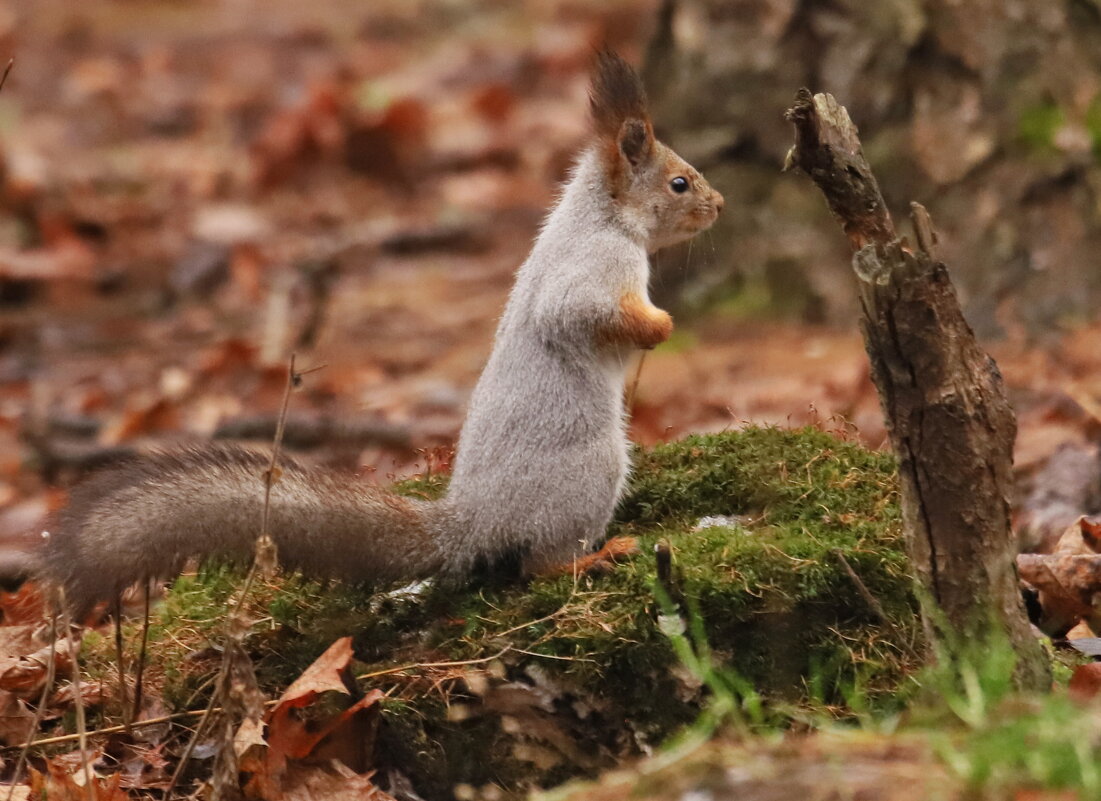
(785, 89, 1049, 690)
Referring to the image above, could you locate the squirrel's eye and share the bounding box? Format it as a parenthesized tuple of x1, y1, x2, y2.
(670, 176, 690, 194)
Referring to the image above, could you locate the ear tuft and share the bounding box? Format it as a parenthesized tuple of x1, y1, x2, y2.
(589, 50, 651, 142)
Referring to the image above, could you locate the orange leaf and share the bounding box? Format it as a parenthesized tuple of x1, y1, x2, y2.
(270, 636, 355, 713)
(1069, 662, 1101, 701)
(243, 637, 383, 799)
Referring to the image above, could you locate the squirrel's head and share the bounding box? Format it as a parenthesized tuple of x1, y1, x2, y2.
(589, 51, 723, 253)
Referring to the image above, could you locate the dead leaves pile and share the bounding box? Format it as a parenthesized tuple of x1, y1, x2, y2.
(238, 637, 393, 801)
(0, 603, 394, 801)
(1019, 516, 1101, 639)
(1016, 515, 1101, 701)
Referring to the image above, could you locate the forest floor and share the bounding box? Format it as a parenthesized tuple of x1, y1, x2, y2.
(0, 0, 1100, 798)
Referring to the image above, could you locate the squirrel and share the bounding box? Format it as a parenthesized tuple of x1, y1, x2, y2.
(39, 52, 723, 618)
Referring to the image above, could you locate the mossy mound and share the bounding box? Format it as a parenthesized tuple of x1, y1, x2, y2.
(83, 426, 919, 798)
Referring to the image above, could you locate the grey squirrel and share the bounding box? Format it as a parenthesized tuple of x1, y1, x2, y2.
(41, 52, 723, 617)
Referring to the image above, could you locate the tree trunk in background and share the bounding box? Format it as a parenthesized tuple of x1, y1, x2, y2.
(645, 0, 1101, 335)
(786, 90, 1049, 690)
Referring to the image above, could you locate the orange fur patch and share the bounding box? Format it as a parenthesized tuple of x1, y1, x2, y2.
(541, 536, 640, 577)
(600, 292, 673, 349)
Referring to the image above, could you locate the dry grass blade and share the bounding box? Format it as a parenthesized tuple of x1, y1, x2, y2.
(0, 59, 12, 94)
(113, 596, 131, 736)
(60, 593, 94, 801)
(132, 582, 152, 725)
(625, 352, 647, 412)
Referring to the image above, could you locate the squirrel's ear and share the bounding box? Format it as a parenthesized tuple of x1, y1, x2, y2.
(590, 51, 654, 169)
(618, 118, 654, 168)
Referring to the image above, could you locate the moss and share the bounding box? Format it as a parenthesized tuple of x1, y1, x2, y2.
(1017, 101, 1064, 153)
(82, 425, 919, 797)
(1086, 96, 1101, 159)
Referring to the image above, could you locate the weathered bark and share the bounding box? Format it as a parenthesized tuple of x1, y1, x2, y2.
(785, 89, 1049, 690)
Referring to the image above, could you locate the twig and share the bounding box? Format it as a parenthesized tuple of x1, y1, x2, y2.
(832, 543, 911, 655)
(0, 59, 12, 94)
(832, 549, 890, 625)
(6, 610, 59, 799)
(60, 595, 94, 801)
(167, 354, 300, 799)
(625, 352, 648, 412)
(357, 647, 514, 681)
(7, 700, 282, 751)
(260, 353, 296, 553)
(132, 581, 151, 723)
(510, 648, 595, 663)
(113, 596, 131, 736)
(493, 603, 575, 639)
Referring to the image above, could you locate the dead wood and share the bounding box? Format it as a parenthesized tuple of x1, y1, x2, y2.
(785, 89, 1049, 690)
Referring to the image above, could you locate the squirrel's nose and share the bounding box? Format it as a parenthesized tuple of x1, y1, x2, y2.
(713, 191, 724, 214)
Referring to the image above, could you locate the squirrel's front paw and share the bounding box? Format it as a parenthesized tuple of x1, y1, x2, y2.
(616, 292, 673, 350)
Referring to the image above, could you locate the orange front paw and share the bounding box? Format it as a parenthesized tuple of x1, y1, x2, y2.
(618, 292, 673, 350)
(542, 536, 641, 577)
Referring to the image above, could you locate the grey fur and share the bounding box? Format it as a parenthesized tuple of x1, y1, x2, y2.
(46, 446, 441, 617)
(40, 56, 722, 615)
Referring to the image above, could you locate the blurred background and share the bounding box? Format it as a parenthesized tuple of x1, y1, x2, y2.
(1, 0, 1100, 553)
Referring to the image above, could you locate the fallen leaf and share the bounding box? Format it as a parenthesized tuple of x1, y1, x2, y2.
(49, 679, 104, 709)
(0, 689, 36, 745)
(107, 739, 172, 790)
(99, 397, 180, 445)
(27, 761, 128, 801)
(241, 637, 384, 800)
(0, 637, 73, 698)
(0, 584, 47, 626)
(273, 636, 355, 707)
(0, 626, 37, 661)
(1069, 662, 1101, 701)
(1054, 516, 1101, 555)
(1018, 553, 1101, 637)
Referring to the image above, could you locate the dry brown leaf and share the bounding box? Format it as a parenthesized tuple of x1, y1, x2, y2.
(99, 397, 180, 445)
(274, 636, 355, 708)
(0, 638, 73, 699)
(108, 740, 172, 790)
(1054, 516, 1101, 555)
(28, 761, 128, 801)
(250, 84, 346, 189)
(470, 83, 516, 123)
(49, 679, 104, 709)
(1018, 552, 1101, 636)
(1068, 662, 1101, 702)
(241, 637, 383, 800)
(344, 97, 428, 183)
(0, 689, 36, 745)
(199, 338, 259, 377)
(0, 584, 47, 626)
(0, 625, 38, 661)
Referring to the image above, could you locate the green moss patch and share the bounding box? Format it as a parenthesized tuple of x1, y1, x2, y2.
(83, 426, 920, 797)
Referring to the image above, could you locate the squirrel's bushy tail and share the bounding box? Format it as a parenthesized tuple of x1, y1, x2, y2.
(44, 445, 442, 617)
